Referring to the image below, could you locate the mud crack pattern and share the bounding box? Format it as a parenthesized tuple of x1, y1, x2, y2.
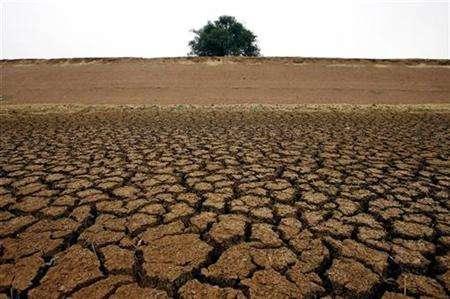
(0, 107, 449, 298)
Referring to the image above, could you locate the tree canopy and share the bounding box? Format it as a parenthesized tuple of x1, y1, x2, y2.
(189, 16, 260, 57)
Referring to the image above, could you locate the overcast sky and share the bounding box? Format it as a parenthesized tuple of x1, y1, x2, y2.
(1, 0, 449, 59)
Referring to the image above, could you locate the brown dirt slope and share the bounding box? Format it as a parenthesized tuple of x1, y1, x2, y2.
(1, 57, 449, 105)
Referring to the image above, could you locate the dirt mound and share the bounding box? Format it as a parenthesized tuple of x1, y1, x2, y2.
(2, 57, 449, 105)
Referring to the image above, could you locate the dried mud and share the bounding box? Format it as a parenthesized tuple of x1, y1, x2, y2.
(0, 105, 449, 298)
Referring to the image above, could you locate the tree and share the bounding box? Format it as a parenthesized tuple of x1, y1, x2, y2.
(189, 16, 260, 57)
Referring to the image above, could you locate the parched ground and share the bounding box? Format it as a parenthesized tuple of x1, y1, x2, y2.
(0, 105, 449, 298)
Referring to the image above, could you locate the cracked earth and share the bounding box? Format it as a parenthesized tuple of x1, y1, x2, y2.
(0, 105, 449, 298)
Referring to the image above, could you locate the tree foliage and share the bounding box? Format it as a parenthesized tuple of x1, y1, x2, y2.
(189, 16, 260, 57)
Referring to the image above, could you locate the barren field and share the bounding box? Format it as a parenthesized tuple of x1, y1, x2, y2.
(2, 57, 450, 105)
(0, 105, 449, 298)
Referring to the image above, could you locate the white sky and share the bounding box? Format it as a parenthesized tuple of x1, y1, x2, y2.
(1, 0, 449, 59)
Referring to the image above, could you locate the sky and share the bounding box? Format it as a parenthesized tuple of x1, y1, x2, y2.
(1, 0, 449, 59)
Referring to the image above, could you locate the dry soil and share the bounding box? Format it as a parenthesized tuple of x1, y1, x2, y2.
(0, 105, 449, 298)
(0, 58, 449, 298)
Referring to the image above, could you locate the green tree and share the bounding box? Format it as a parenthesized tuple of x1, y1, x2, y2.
(189, 16, 260, 57)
